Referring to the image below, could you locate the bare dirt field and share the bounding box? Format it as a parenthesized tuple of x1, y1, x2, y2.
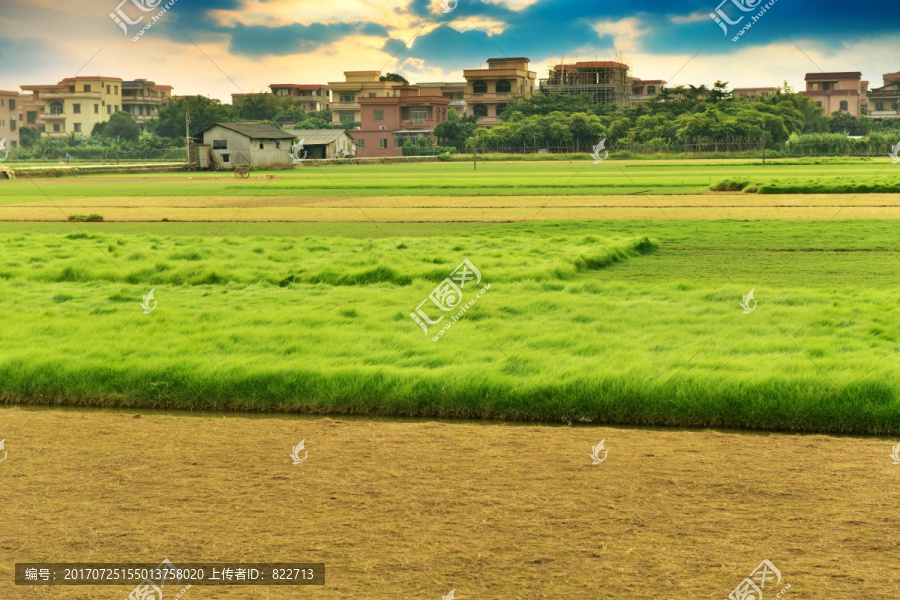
(2, 407, 898, 599)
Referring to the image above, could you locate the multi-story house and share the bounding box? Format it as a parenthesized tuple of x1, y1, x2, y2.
(327, 71, 404, 127)
(0, 90, 19, 150)
(122, 79, 173, 132)
(802, 72, 868, 116)
(733, 87, 778, 100)
(417, 82, 467, 115)
(20, 76, 124, 137)
(539, 61, 630, 107)
(354, 85, 450, 158)
(866, 71, 900, 120)
(630, 78, 667, 103)
(463, 57, 536, 126)
(270, 84, 330, 112)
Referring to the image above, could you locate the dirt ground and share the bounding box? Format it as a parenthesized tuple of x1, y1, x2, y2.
(1, 407, 898, 599)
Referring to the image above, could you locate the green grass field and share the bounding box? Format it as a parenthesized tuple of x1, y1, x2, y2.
(2, 157, 899, 203)
(0, 210, 897, 433)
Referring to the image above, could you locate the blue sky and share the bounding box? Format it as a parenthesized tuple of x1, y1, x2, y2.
(1, 0, 897, 101)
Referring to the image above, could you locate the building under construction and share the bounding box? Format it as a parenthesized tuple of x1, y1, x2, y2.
(539, 61, 632, 106)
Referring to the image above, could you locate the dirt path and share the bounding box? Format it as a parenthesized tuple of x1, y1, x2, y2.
(1, 407, 898, 599)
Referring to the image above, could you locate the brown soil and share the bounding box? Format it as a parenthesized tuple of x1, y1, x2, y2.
(1, 407, 898, 599)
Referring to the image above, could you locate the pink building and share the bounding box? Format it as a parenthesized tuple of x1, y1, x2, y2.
(802, 72, 867, 116)
(354, 86, 451, 158)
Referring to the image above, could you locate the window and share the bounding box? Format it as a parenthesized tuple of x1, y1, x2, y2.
(9, 99, 14, 110)
(379, 139, 387, 148)
(368, 93, 376, 97)
(114, 86, 118, 94)
(27, 111, 36, 123)
(276, 88, 290, 96)
(74, 123, 81, 132)
(10, 119, 15, 132)
(633, 87, 642, 95)
(861, 107, 867, 115)
(107, 85, 111, 94)
(339, 92, 356, 102)
(107, 106, 112, 114)
(374, 110, 384, 121)
(213, 140, 227, 149)
(357, 139, 365, 148)
(472, 81, 487, 94)
(259, 143, 264, 150)
(222, 153, 230, 163)
(495, 104, 507, 116)
(648, 86, 657, 94)
(473, 104, 488, 118)
(876, 101, 885, 111)
(840, 100, 848, 111)
(84, 84, 91, 92)
(408, 107, 427, 124)
(50, 102, 64, 114)
(69, 86, 75, 93)
(53, 123, 60, 132)
(275, 141, 281, 149)
(73, 104, 81, 114)
(94, 104, 99, 114)
(822, 82, 830, 91)
(114, 105, 119, 112)
(495, 80, 511, 93)
(816, 101, 822, 108)
(339, 112, 355, 125)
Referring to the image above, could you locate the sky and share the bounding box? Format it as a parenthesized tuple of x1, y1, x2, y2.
(1, 0, 898, 102)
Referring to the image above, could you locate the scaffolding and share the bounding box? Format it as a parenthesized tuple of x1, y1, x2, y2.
(538, 55, 632, 106)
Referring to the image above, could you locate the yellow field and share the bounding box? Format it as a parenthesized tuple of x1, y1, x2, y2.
(2, 407, 898, 599)
(4, 191, 900, 221)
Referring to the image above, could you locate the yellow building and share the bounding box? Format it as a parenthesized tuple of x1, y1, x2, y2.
(19, 76, 129, 138)
(0, 90, 19, 150)
(463, 57, 536, 126)
(326, 71, 403, 127)
(122, 79, 173, 132)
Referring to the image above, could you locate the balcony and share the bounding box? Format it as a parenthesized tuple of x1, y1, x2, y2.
(122, 95, 167, 102)
(867, 110, 900, 117)
(330, 101, 360, 109)
(466, 93, 510, 100)
(475, 116, 500, 126)
(41, 91, 102, 100)
(402, 119, 429, 126)
(43, 112, 67, 119)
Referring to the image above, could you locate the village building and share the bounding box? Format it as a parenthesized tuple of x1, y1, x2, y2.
(802, 72, 868, 116)
(198, 122, 296, 170)
(0, 90, 19, 150)
(866, 71, 900, 120)
(354, 86, 450, 158)
(463, 58, 536, 126)
(282, 129, 356, 159)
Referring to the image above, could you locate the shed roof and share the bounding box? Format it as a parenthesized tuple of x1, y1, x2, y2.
(203, 122, 296, 140)
(283, 129, 350, 144)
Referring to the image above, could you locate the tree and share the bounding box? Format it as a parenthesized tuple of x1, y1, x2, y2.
(379, 73, 409, 85)
(153, 96, 239, 138)
(501, 92, 594, 118)
(238, 93, 290, 120)
(100, 111, 141, 141)
(18, 126, 38, 149)
(272, 106, 308, 124)
(434, 110, 477, 151)
(295, 117, 330, 130)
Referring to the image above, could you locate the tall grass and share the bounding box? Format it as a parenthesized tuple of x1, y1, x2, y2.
(0, 222, 898, 433)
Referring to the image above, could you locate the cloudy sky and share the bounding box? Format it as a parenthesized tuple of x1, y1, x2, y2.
(1, 0, 898, 101)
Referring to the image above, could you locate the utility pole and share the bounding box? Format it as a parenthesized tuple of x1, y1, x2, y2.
(761, 120, 766, 166)
(185, 97, 191, 165)
(473, 128, 477, 171)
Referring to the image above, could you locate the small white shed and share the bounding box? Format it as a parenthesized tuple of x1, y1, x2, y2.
(282, 129, 356, 159)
